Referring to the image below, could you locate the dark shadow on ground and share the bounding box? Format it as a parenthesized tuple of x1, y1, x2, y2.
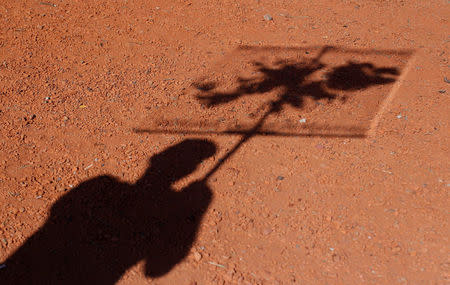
(1, 139, 216, 284)
(326, 61, 399, 91)
(195, 58, 399, 111)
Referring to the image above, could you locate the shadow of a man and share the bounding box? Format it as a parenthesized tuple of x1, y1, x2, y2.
(1, 139, 217, 284)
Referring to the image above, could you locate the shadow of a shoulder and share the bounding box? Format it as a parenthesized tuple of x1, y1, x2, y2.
(2, 145, 214, 284)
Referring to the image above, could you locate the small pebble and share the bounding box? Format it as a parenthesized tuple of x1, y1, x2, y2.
(316, 143, 324, 149)
(444, 77, 450, 84)
(193, 251, 202, 262)
(438, 90, 446, 93)
(263, 14, 273, 21)
(277, 176, 284, 181)
(405, 189, 416, 195)
(396, 114, 402, 119)
(299, 118, 306, 123)
(263, 228, 272, 235)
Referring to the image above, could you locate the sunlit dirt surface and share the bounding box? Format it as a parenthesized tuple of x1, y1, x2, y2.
(0, 1, 448, 284)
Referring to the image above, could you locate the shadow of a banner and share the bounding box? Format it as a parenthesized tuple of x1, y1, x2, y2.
(138, 45, 413, 178)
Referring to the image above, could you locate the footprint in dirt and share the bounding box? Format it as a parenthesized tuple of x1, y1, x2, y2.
(1, 139, 217, 284)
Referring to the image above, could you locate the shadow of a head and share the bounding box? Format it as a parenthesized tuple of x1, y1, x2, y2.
(136, 139, 217, 277)
(139, 139, 217, 185)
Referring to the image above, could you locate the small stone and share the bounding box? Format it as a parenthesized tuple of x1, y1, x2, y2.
(263, 14, 273, 21)
(444, 77, 450, 84)
(396, 114, 402, 119)
(405, 189, 416, 195)
(299, 118, 306, 123)
(263, 228, 272, 235)
(438, 90, 446, 93)
(277, 176, 284, 181)
(193, 251, 202, 262)
(392, 246, 401, 253)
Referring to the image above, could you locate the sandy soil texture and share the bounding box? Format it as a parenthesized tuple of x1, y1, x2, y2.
(0, 0, 449, 284)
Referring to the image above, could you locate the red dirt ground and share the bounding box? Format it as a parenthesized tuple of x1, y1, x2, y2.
(1, 0, 449, 284)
